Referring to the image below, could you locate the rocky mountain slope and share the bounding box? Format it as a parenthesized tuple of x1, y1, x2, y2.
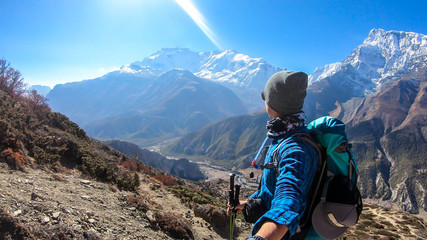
(1, 163, 214, 239)
(338, 70, 427, 214)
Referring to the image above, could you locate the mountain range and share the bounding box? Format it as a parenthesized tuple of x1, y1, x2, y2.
(47, 68, 249, 146)
(165, 29, 427, 214)
(46, 49, 284, 147)
(132, 48, 284, 110)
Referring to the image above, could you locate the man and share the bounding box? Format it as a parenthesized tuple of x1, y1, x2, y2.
(232, 71, 320, 240)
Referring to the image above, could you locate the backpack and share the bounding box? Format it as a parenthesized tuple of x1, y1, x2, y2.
(293, 116, 362, 240)
(264, 116, 362, 239)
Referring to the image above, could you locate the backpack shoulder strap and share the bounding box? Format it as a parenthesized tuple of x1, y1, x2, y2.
(290, 133, 327, 230)
(268, 133, 312, 172)
(273, 133, 325, 171)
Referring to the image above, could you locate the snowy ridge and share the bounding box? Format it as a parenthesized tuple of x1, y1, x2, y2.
(122, 48, 284, 90)
(309, 62, 343, 83)
(309, 29, 427, 96)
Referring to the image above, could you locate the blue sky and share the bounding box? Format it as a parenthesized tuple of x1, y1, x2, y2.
(1, 0, 426, 87)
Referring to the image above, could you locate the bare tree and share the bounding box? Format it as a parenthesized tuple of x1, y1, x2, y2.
(25, 89, 50, 112)
(0, 59, 26, 98)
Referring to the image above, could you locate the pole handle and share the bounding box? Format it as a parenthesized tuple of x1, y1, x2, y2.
(234, 184, 241, 207)
(229, 173, 235, 205)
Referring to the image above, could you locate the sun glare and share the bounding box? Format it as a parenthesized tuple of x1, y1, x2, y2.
(175, 0, 222, 50)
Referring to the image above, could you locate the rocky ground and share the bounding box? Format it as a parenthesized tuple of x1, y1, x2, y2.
(0, 162, 252, 239)
(2, 160, 427, 240)
(339, 203, 427, 240)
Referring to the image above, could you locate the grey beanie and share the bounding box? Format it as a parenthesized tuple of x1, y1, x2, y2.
(262, 71, 308, 116)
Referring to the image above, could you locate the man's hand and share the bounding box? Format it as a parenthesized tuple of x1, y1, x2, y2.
(255, 220, 289, 240)
(227, 200, 248, 216)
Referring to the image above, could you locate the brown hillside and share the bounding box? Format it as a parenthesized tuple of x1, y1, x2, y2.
(336, 70, 427, 214)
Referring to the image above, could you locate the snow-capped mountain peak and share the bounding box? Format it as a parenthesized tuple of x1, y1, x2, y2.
(126, 48, 284, 90)
(309, 29, 427, 96)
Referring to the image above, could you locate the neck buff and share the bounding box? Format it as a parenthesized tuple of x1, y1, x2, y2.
(266, 112, 306, 138)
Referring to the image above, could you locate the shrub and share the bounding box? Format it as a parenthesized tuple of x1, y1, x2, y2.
(118, 158, 154, 176)
(0, 138, 29, 171)
(114, 171, 140, 192)
(155, 173, 176, 186)
(126, 194, 150, 213)
(154, 211, 194, 240)
(168, 185, 223, 207)
(118, 159, 139, 172)
(0, 120, 11, 142)
(138, 163, 153, 175)
(46, 112, 87, 139)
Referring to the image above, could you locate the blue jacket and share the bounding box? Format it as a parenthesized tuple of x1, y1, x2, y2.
(250, 128, 319, 239)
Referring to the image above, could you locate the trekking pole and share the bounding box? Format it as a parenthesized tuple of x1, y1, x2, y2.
(232, 182, 241, 240)
(229, 173, 236, 240)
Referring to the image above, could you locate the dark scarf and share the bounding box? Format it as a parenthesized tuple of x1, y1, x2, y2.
(266, 112, 306, 138)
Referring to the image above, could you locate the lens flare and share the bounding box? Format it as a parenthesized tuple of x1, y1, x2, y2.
(175, 0, 222, 50)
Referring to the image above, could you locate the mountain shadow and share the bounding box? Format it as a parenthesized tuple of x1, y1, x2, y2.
(106, 140, 206, 181)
